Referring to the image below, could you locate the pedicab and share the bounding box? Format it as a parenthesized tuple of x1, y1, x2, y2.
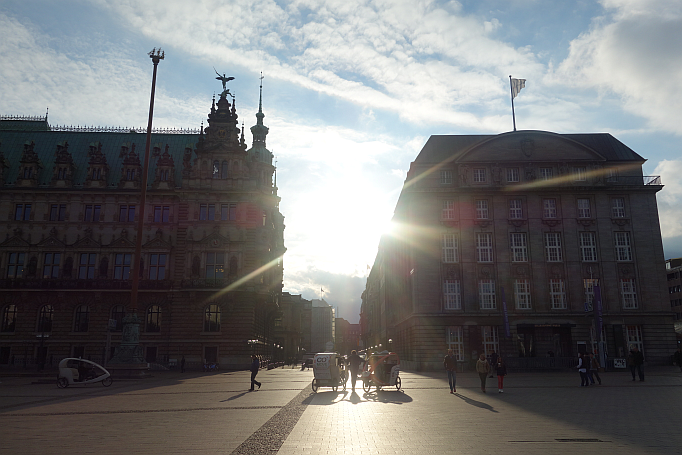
(311, 353, 347, 392)
(362, 350, 401, 392)
(57, 358, 113, 388)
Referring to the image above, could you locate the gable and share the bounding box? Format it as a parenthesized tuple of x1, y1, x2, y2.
(142, 237, 172, 250)
(72, 236, 101, 248)
(0, 236, 30, 248)
(109, 237, 136, 248)
(36, 236, 66, 248)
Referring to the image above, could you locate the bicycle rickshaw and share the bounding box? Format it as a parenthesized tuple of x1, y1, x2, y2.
(311, 352, 347, 392)
(361, 350, 401, 392)
(57, 358, 113, 388)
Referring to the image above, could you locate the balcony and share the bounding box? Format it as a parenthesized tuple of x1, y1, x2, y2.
(606, 175, 661, 186)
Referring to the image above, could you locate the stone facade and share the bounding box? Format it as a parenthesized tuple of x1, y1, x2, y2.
(362, 130, 676, 370)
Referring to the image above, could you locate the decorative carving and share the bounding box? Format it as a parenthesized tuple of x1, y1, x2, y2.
(542, 219, 562, 227)
(508, 220, 526, 227)
(612, 218, 630, 226)
(520, 137, 534, 157)
(459, 165, 469, 185)
(578, 219, 595, 227)
(524, 166, 536, 181)
(474, 220, 493, 228)
(492, 166, 502, 184)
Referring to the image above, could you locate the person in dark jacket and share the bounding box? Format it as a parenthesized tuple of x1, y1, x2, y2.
(180, 356, 186, 373)
(628, 346, 645, 381)
(578, 353, 589, 387)
(443, 349, 458, 393)
(496, 356, 507, 393)
(589, 352, 602, 385)
(250, 355, 262, 391)
(489, 351, 498, 378)
(673, 347, 682, 372)
(348, 350, 362, 392)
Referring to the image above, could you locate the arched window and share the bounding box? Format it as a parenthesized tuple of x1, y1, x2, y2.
(213, 160, 220, 178)
(111, 305, 126, 332)
(1, 305, 17, 332)
(37, 305, 53, 332)
(73, 305, 89, 332)
(146, 305, 161, 332)
(204, 304, 221, 332)
(221, 161, 228, 179)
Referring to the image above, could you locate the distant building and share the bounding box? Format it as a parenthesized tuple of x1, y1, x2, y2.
(311, 299, 334, 352)
(362, 130, 676, 370)
(666, 258, 682, 345)
(277, 292, 312, 363)
(334, 317, 361, 355)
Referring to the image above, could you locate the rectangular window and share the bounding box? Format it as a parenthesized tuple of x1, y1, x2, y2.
(479, 280, 496, 309)
(114, 253, 132, 280)
(543, 199, 557, 218)
(205, 252, 225, 279)
(550, 279, 567, 309)
(221, 203, 237, 221)
(544, 232, 563, 262)
(14, 204, 31, 221)
(574, 166, 587, 181)
(615, 232, 632, 261)
(514, 279, 531, 309)
(443, 280, 461, 310)
(42, 253, 61, 279)
(579, 232, 598, 262)
(149, 254, 167, 280)
(51, 204, 67, 221)
(119, 205, 135, 222)
(475, 200, 489, 219)
(584, 278, 599, 311)
(540, 168, 553, 180)
(83, 204, 100, 222)
(476, 233, 493, 262)
(481, 326, 499, 356)
(153, 206, 170, 223)
(7, 253, 25, 278)
(577, 199, 591, 218)
(440, 170, 453, 185)
(446, 326, 464, 361)
(506, 168, 519, 183)
(509, 199, 523, 219)
(621, 279, 638, 309)
(200, 204, 216, 221)
(626, 325, 643, 353)
(510, 233, 528, 262)
(78, 253, 97, 279)
(441, 200, 455, 220)
(442, 234, 459, 263)
(473, 168, 486, 183)
(612, 197, 626, 218)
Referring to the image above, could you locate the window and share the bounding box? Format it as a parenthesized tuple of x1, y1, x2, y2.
(475, 200, 489, 219)
(200, 204, 216, 221)
(42, 253, 61, 278)
(615, 232, 632, 261)
(543, 199, 557, 218)
(114, 254, 132, 280)
(510, 233, 528, 262)
(153, 206, 170, 223)
(579, 232, 598, 262)
(213, 160, 220, 178)
(204, 304, 221, 332)
(612, 198, 625, 218)
(149, 254, 166, 280)
(7, 253, 25, 278)
(574, 166, 587, 181)
(446, 326, 463, 360)
(78, 253, 97, 279)
(23, 167, 33, 179)
(206, 253, 225, 279)
(514, 279, 531, 309)
(441, 200, 455, 220)
(92, 168, 102, 180)
(544, 233, 563, 262)
(221, 161, 228, 179)
(577, 199, 591, 218)
(626, 325, 643, 353)
(476, 233, 493, 262)
(479, 280, 496, 309)
(38, 305, 53, 332)
(111, 305, 126, 332)
(221, 203, 237, 221)
(119, 205, 135, 222)
(481, 326, 499, 356)
(443, 280, 461, 310)
(441, 233, 458, 263)
(507, 168, 520, 183)
(14, 204, 31, 221)
(51, 204, 67, 221)
(540, 168, 553, 180)
(440, 170, 453, 184)
(473, 168, 486, 183)
(83, 204, 100, 222)
(73, 305, 89, 332)
(584, 279, 599, 311)
(146, 305, 161, 332)
(57, 167, 67, 179)
(160, 169, 169, 181)
(621, 279, 638, 309)
(126, 169, 136, 180)
(509, 199, 523, 219)
(550, 279, 566, 309)
(1, 305, 17, 332)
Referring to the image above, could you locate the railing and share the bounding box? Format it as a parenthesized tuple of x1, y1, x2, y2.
(49, 125, 201, 134)
(1, 115, 47, 121)
(180, 278, 237, 289)
(606, 175, 661, 186)
(0, 279, 173, 290)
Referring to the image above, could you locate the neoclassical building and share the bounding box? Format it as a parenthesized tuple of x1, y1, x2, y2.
(362, 130, 676, 370)
(0, 79, 286, 369)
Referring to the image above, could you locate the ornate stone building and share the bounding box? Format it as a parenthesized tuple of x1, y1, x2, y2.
(0, 79, 285, 370)
(362, 130, 676, 370)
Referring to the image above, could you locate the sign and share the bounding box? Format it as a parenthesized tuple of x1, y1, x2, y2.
(613, 358, 626, 369)
(314, 354, 331, 379)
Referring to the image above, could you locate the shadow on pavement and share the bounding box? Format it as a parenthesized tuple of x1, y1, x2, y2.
(454, 392, 498, 413)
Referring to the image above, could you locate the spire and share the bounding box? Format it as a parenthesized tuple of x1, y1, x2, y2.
(250, 72, 269, 150)
(256, 72, 265, 126)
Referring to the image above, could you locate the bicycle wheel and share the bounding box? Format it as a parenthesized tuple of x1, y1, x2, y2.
(101, 377, 113, 387)
(395, 376, 402, 391)
(362, 379, 371, 393)
(312, 378, 318, 393)
(57, 377, 68, 388)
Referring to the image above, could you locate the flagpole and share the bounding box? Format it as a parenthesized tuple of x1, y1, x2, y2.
(509, 75, 517, 132)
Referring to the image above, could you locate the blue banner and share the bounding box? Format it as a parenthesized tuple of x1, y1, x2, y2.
(594, 285, 603, 336)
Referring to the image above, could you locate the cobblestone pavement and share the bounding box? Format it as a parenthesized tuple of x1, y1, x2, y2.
(1, 366, 680, 455)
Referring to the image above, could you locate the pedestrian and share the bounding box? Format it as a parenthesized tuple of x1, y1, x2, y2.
(495, 356, 507, 393)
(443, 349, 458, 393)
(180, 355, 185, 373)
(628, 346, 645, 381)
(673, 347, 682, 372)
(476, 353, 490, 392)
(589, 352, 602, 385)
(578, 353, 589, 387)
(584, 352, 595, 385)
(348, 350, 362, 392)
(489, 351, 498, 378)
(250, 354, 262, 391)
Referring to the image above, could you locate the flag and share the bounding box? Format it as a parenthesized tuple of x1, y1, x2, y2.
(511, 78, 526, 99)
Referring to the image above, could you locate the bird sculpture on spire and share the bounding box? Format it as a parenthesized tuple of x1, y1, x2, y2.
(213, 67, 235, 98)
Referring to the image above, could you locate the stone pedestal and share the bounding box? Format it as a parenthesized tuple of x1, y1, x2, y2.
(108, 313, 149, 377)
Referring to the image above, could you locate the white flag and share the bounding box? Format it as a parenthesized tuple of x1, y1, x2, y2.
(511, 78, 526, 99)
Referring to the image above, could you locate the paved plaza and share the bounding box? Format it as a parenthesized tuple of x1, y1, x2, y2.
(1, 366, 681, 455)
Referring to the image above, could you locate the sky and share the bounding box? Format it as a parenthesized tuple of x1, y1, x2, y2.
(1, 0, 681, 323)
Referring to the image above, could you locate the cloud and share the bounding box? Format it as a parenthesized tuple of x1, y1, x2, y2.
(654, 159, 682, 241)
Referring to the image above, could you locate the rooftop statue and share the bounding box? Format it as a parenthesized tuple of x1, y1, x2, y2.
(214, 68, 235, 98)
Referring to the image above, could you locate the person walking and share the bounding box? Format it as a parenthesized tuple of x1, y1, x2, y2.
(578, 353, 589, 387)
(348, 350, 362, 392)
(476, 353, 490, 393)
(584, 352, 595, 385)
(443, 349, 458, 393)
(250, 354, 262, 391)
(628, 346, 645, 381)
(489, 351, 498, 378)
(180, 355, 185, 373)
(673, 347, 682, 372)
(589, 352, 602, 385)
(495, 356, 507, 393)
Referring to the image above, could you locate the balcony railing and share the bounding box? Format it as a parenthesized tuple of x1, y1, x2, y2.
(0, 279, 173, 290)
(606, 175, 661, 186)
